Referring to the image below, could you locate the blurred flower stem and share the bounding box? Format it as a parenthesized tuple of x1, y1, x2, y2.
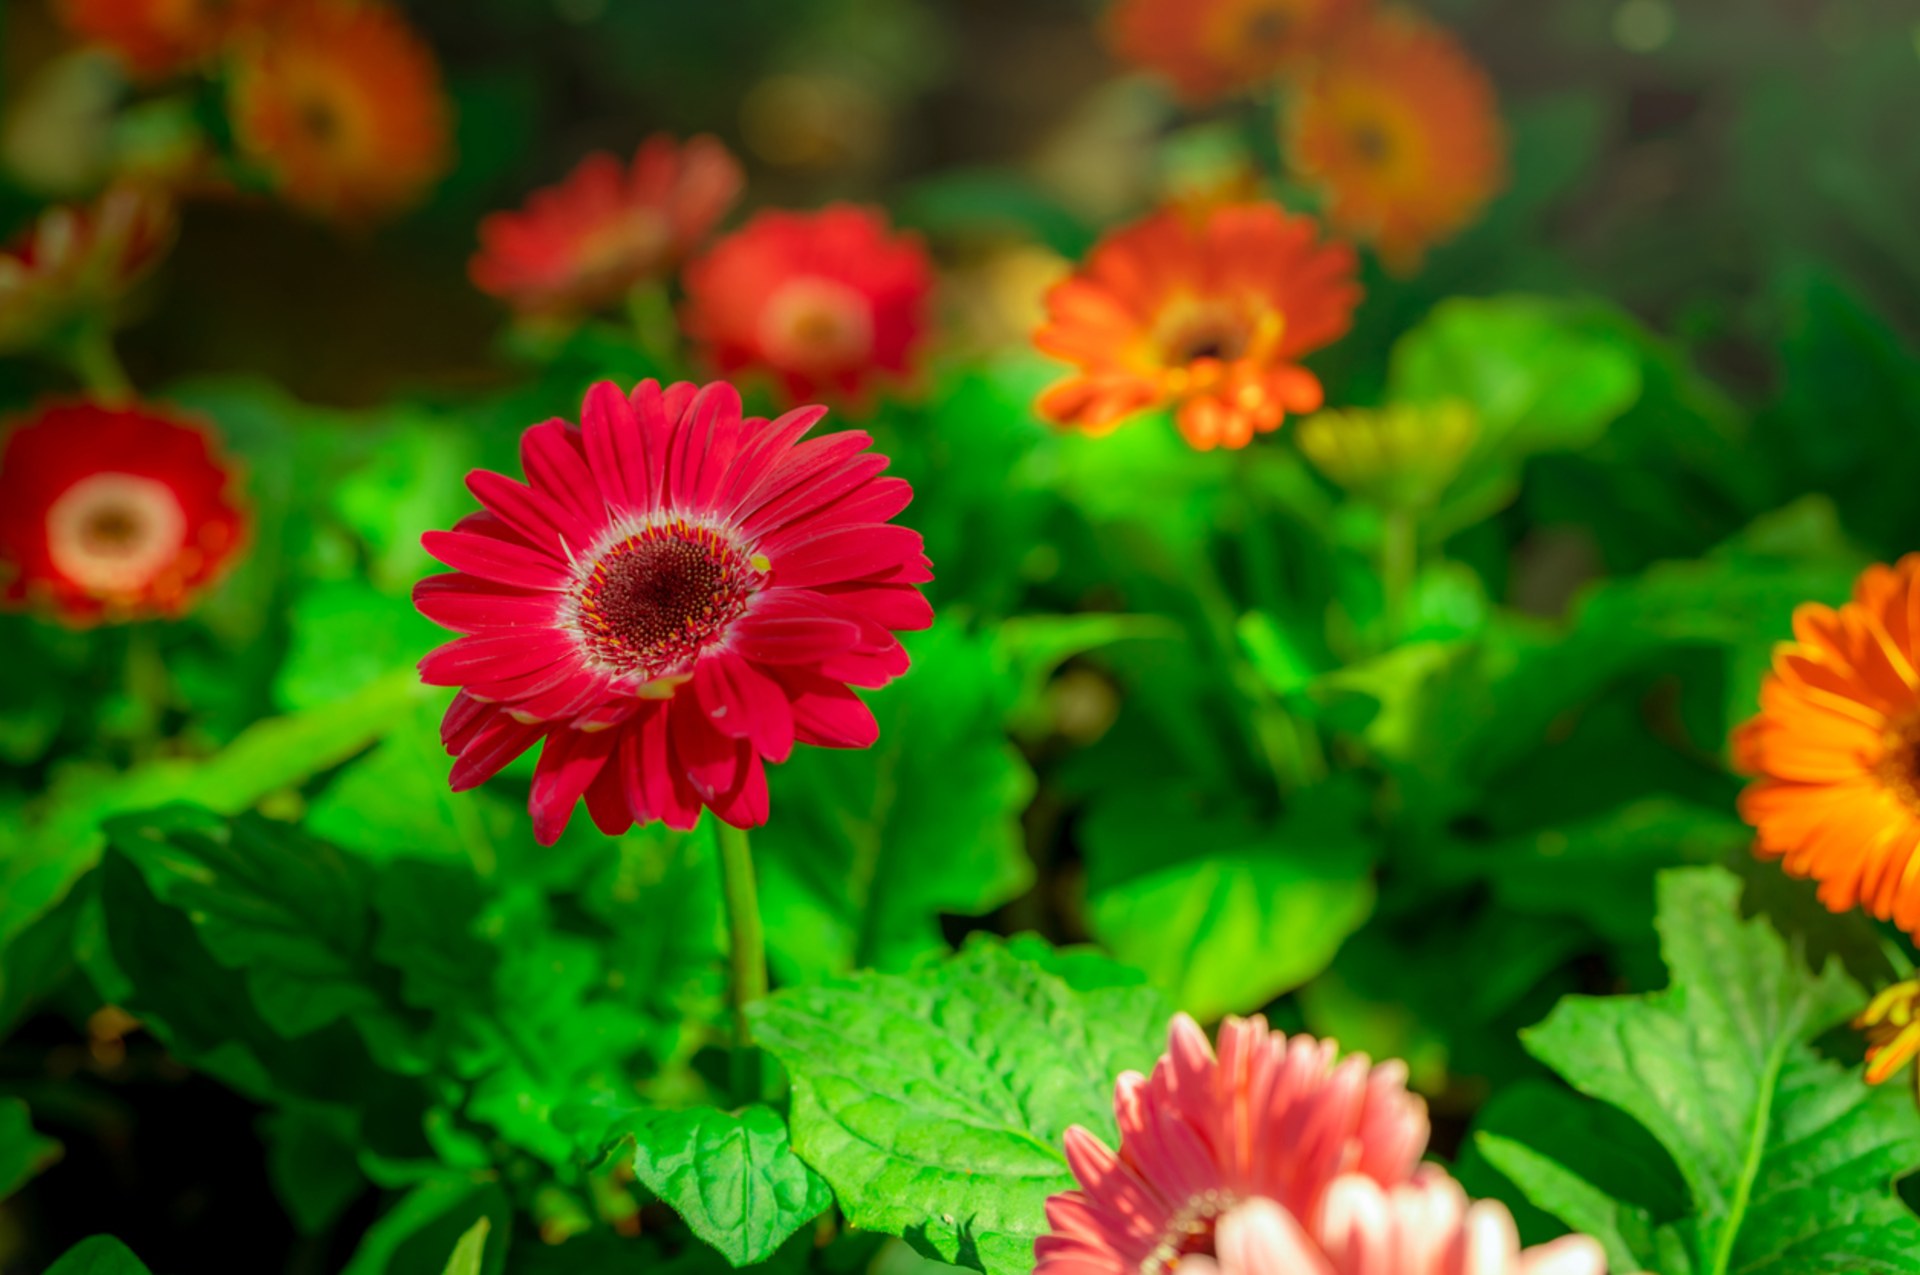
(1380, 509, 1417, 643)
(626, 282, 681, 370)
(717, 819, 768, 1098)
(63, 325, 133, 403)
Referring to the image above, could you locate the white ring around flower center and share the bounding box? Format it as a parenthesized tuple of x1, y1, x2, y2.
(45, 472, 189, 597)
(758, 275, 874, 371)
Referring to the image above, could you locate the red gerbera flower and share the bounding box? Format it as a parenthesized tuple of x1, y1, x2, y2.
(413, 378, 933, 842)
(682, 205, 933, 407)
(471, 134, 744, 319)
(0, 400, 249, 624)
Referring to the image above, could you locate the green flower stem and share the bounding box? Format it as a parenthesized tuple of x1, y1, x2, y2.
(1380, 508, 1417, 644)
(717, 819, 768, 1097)
(65, 326, 134, 403)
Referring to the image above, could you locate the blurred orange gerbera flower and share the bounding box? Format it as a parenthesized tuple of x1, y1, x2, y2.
(1033, 202, 1359, 450)
(470, 134, 744, 320)
(227, 0, 450, 221)
(681, 205, 933, 407)
(56, 0, 278, 79)
(1107, 0, 1366, 106)
(1286, 9, 1504, 272)
(1735, 555, 1920, 934)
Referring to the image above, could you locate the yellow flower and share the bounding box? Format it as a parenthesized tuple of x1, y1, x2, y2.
(1293, 400, 1478, 508)
(1857, 978, 1920, 1101)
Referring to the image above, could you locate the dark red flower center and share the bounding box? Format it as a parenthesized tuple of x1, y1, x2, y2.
(570, 519, 763, 680)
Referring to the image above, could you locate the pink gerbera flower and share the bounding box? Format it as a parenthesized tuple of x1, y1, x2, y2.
(413, 377, 932, 843)
(1198, 1176, 1607, 1275)
(1037, 1013, 1429, 1275)
(681, 204, 933, 407)
(1036, 1014, 1608, 1275)
(470, 134, 744, 319)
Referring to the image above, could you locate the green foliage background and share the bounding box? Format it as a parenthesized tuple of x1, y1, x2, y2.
(4, 0, 1920, 1272)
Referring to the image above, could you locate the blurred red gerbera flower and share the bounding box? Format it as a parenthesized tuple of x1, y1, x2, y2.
(56, 0, 279, 79)
(0, 400, 249, 624)
(1033, 202, 1359, 450)
(1107, 0, 1366, 106)
(470, 134, 744, 320)
(0, 184, 175, 354)
(227, 0, 451, 221)
(413, 378, 933, 842)
(1286, 8, 1505, 272)
(1734, 555, 1920, 934)
(681, 205, 933, 408)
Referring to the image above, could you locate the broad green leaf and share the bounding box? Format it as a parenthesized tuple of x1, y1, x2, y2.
(750, 936, 1171, 1275)
(594, 1104, 832, 1266)
(276, 578, 445, 713)
(1, 667, 425, 960)
(43, 1236, 153, 1275)
(343, 1177, 512, 1275)
(1388, 295, 1642, 534)
(265, 1110, 367, 1234)
(1500, 866, 1920, 1274)
(85, 849, 436, 1160)
(106, 806, 386, 1037)
(757, 625, 1035, 980)
(0, 1095, 59, 1201)
(442, 1218, 491, 1275)
(307, 696, 517, 871)
(1082, 785, 1375, 1020)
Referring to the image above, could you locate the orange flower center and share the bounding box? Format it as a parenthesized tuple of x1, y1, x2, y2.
(1148, 301, 1285, 397)
(759, 276, 874, 372)
(46, 473, 188, 598)
(1203, 0, 1305, 72)
(1875, 716, 1920, 814)
(568, 518, 764, 680)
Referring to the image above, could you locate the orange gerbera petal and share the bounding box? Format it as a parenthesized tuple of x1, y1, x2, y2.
(1033, 202, 1359, 451)
(1735, 554, 1920, 937)
(227, 0, 451, 222)
(56, 0, 280, 78)
(1106, 0, 1367, 107)
(1285, 8, 1505, 272)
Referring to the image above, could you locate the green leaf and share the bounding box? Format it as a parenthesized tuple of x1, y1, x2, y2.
(441, 1218, 491, 1275)
(43, 1236, 154, 1275)
(750, 936, 1171, 1275)
(0, 1095, 59, 1201)
(106, 806, 386, 1038)
(595, 1104, 832, 1266)
(343, 1177, 511, 1275)
(1, 667, 425, 965)
(1500, 866, 1920, 1274)
(756, 625, 1035, 980)
(1082, 784, 1375, 1020)
(1388, 295, 1642, 534)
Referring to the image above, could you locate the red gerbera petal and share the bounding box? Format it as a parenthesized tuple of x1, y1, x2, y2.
(414, 377, 932, 841)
